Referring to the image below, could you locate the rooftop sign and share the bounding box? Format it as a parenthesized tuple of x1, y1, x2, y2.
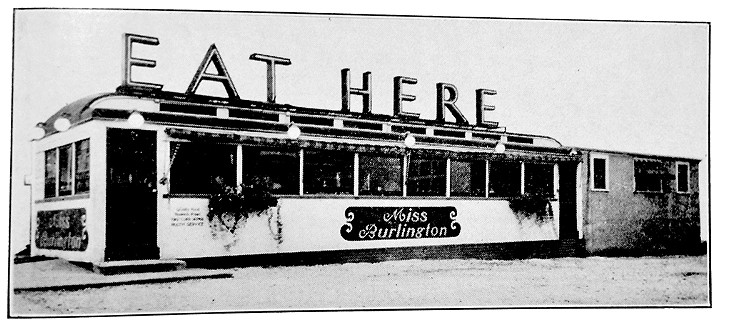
(123, 33, 499, 128)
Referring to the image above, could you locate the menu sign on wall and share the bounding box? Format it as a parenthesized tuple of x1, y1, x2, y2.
(341, 207, 460, 241)
(35, 208, 89, 251)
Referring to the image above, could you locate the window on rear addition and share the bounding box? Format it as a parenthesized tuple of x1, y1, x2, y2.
(242, 147, 300, 195)
(488, 161, 521, 198)
(634, 159, 665, 193)
(406, 157, 446, 196)
(169, 142, 237, 195)
(304, 150, 354, 195)
(450, 159, 486, 197)
(359, 154, 403, 196)
(676, 162, 690, 193)
(591, 155, 607, 190)
(524, 163, 554, 197)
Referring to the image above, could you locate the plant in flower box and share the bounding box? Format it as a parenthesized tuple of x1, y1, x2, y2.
(207, 176, 279, 249)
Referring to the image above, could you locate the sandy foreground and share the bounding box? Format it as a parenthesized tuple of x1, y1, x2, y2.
(11, 255, 708, 315)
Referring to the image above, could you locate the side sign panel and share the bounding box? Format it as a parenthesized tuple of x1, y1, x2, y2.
(35, 208, 89, 251)
(341, 206, 460, 241)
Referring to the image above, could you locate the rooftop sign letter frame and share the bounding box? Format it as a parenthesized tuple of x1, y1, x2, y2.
(123, 33, 163, 90)
(120, 33, 499, 128)
(186, 44, 240, 99)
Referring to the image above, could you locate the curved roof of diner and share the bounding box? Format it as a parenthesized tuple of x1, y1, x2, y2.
(38, 86, 573, 157)
(39, 92, 118, 137)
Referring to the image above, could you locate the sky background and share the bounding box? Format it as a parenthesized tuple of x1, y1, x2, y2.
(8, 10, 710, 253)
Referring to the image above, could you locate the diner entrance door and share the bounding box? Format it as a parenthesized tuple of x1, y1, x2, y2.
(558, 162, 579, 239)
(105, 128, 159, 261)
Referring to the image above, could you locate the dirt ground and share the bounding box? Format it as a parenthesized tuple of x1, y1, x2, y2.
(11, 255, 708, 316)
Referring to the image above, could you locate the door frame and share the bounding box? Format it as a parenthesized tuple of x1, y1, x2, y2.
(105, 128, 160, 261)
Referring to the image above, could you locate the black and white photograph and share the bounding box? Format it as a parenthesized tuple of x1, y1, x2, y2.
(4, 3, 718, 325)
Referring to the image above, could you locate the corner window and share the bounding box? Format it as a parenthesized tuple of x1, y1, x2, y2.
(488, 161, 521, 198)
(242, 147, 300, 195)
(359, 154, 402, 196)
(43, 139, 91, 198)
(406, 156, 446, 196)
(591, 156, 607, 191)
(634, 159, 665, 193)
(304, 150, 354, 195)
(524, 163, 554, 197)
(169, 142, 237, 195)
(58, 144, 73, 196)
(44, 149, 57, 198)
(74, 139, 90, 193)
(676, 162, 690, 193)
(450, 159, 486, 197)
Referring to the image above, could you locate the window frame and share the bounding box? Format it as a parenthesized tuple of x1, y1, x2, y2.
(449, 158, 487, 197)
(633, 158, 664, 193)
(43, 138, 91, 199)
(405, 155, 448, 197)
(240, 145, 301, 195)
(357, 153, 404, 197)
(590, 154, 609, 192)
(74, 139, 91, 194)
(676, 161, 691, 194)
(302, 149, 356, 195)
(168, 141, 239, 195)
(523, 161, 556, 198)
(487, 160, 522, 198)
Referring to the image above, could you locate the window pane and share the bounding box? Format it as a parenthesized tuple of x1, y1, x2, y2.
(678, 164, 689, 192)
(407, 157, 446, 196)
(592, 158, 606, 190)
(634, 160, 663, 192)
(450, 159, 486, 197)
(304, 150, 354, 194)
(170, 142, 237, 194)
(242, 147, 299, 195)
(525, 163, 554, 197)
(488, 161, 520, 198)
(359, 154, 402, 196)
(44, 149, 57, 198)
(58, 144, 73, 196)
(74, 139, 90, 193)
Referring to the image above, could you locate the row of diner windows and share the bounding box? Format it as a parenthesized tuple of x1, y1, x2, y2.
(168, 142, 556, 198)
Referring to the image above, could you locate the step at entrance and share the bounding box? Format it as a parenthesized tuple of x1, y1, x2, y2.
(93, 259, 187, 275)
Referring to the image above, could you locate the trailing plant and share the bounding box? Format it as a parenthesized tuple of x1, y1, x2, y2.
(207, 176, 279, 234)
(508, 192, 554, 224)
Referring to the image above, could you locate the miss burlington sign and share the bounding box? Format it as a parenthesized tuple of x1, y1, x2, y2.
(123, 33, 499, 127)
(341, 207, 461, 241)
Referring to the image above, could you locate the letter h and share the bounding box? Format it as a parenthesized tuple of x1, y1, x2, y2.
(341, 68, 372, 114)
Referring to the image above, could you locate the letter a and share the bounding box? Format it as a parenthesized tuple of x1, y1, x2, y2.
(186, 44, 239, 99)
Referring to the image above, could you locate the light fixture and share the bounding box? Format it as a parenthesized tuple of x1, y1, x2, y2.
(404, 132, 416, 148)
(287, 123, 301, 139)
(128, 111, 145, 128)
(53, 114, 71, 132)
(31, 122, 46, 140)
(494, 142, 506, 153)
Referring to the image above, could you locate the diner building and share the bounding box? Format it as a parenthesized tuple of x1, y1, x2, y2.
(29, 85, 585, 266)
(27, 33, 702, 268)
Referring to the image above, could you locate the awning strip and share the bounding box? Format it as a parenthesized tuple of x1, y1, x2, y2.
(164, 128, 580, 162)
